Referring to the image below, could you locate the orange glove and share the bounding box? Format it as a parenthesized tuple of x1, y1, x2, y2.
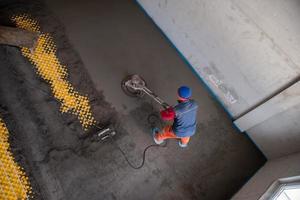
(160, 107, 175, 121)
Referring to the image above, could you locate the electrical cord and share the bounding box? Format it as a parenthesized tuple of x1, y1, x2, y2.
(110, 113, 167, 170)
(12, 70, 168, 170)
(110, 136, 167, 170)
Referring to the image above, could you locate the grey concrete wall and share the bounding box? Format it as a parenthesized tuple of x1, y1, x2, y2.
(247, 104, 300, 159)
(231, 152, 300, 200)
(137, 0, 300, 158)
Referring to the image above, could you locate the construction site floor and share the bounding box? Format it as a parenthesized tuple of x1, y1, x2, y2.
(0, 0, 266, 199)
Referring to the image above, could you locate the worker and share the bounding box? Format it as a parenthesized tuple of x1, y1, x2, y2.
(153, 86, 198, 147)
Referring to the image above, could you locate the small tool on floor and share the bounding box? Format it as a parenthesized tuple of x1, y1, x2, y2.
(96, 127, 116, 141)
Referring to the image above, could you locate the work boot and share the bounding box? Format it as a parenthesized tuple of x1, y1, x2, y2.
(178, 141, 188, 148)
(152, 127, 164, 145)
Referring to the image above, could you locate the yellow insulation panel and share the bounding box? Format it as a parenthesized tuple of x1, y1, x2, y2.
(12, 15, 96, 130)
(0, 118, 32, 200)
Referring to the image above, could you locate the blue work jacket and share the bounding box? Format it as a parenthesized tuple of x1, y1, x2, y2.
(172, 99, 198, 137)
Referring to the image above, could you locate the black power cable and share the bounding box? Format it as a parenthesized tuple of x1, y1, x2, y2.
(12, 70, 168, 170)
(111, 136, 167, 170)
(108, 113, 167, 170)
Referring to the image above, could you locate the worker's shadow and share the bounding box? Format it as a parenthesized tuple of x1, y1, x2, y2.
(147, 113, 162, 129)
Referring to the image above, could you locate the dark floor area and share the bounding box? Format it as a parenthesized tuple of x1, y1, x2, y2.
(0, 0, 266, 199)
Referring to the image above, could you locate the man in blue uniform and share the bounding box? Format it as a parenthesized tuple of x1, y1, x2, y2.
(153, 86, 198, 147)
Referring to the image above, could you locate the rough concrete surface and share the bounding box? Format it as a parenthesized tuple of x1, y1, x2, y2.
(0, 0, 265, 199)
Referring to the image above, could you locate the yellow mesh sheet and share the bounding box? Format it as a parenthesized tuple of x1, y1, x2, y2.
(12, 15, 96, 130)
(0, 118, 32, 200)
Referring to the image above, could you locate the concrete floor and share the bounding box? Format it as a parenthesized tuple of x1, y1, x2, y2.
(43, 0, 266, 199)
(0, 0, 265, 199)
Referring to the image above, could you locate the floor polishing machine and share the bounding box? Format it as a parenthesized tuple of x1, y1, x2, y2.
(121, 74, 170, 109)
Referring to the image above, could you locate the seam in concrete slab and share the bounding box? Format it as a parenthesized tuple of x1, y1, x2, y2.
(231, 0, 300, 73)
(234, 81, 300, 132)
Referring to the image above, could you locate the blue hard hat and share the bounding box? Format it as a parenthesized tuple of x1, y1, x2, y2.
(178, 86, 192, 99)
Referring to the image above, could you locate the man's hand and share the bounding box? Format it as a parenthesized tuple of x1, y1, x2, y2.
(160, 107, 175, 121)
